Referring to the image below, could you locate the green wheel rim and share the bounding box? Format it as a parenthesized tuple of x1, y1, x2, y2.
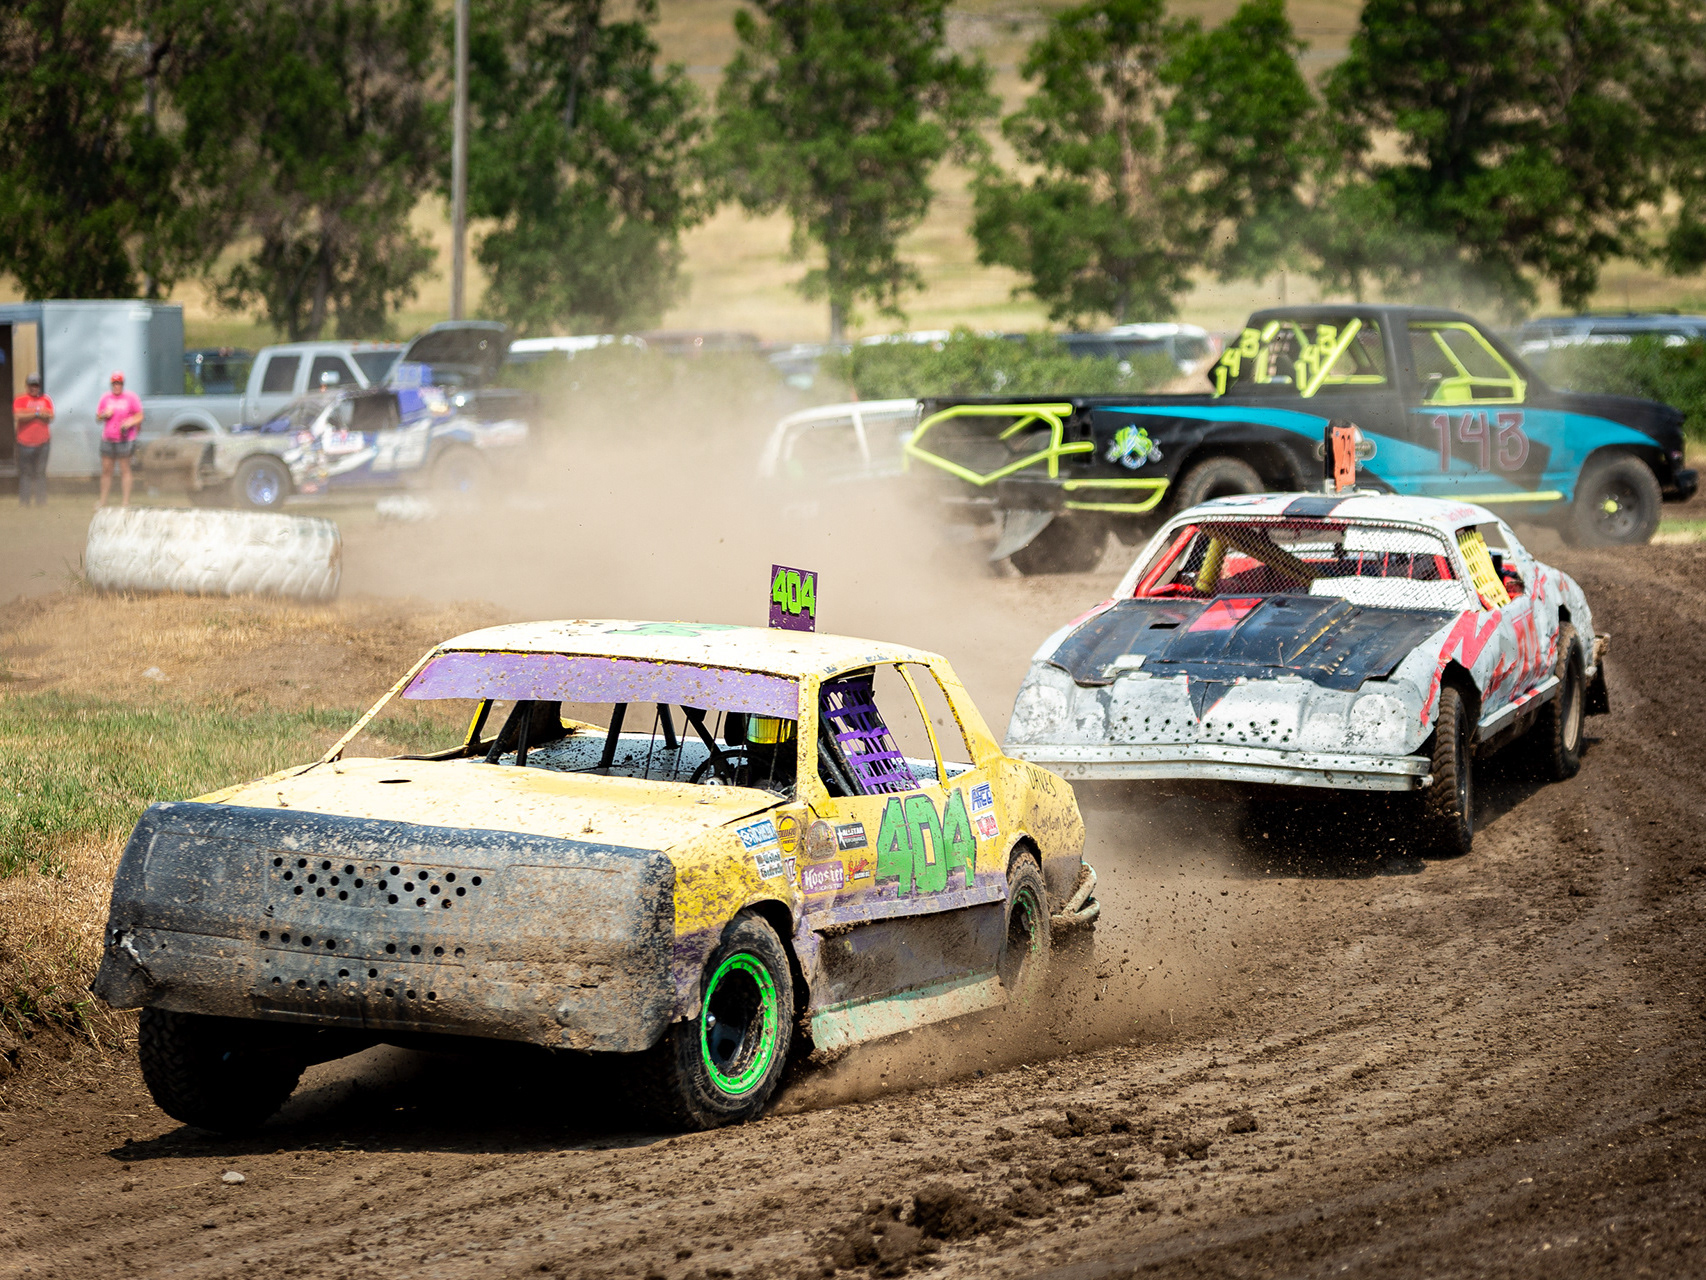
(700, 952, 779, 1097)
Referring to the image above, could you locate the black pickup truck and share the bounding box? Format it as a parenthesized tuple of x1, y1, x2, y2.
(911, 304, 1696, 573)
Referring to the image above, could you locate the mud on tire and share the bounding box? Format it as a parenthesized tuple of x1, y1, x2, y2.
(1008, 517, 1107, 576)
(998, 852, 1051, 1003)
(631, 911, 794, 1130)
(1524, 623, 1585, 782)
(1171, 455, 1265, 513)
(138, 1007, 308, 1134)
(1421, 684, 1475, 856)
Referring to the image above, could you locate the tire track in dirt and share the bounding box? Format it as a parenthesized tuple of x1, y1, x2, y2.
(5, 546, 1706, 1279)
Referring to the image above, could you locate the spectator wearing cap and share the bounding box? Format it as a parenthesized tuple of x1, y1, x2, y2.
(95, 370, 143, 508)
(13, 372, 53, 506)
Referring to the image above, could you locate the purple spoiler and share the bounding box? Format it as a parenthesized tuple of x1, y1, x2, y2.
(403, 651, 799, 719)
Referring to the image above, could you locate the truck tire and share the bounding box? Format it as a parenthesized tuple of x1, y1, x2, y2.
(138, 1007, 307, 1134)
(431, 446, 486, 495)
(1421, 684, 1475, 856)
(630, 911, 794, 1129)
(1171, 456, 1265, 512)
(85, 507, 342, 602)
(998, 851, 1051, 1005)
(1008, 518, 1106, 575)
(1523, 623, 1585, 782)
(1565, 455, 1662, 547)
(233, 455, 292, 511)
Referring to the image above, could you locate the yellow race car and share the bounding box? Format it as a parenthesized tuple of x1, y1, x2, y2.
(95, 620, 1092, 1130)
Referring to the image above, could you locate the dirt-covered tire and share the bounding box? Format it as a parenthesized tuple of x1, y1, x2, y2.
(630, 911, 793, 1129)
(137, 1007, 307, 1134)
(1525, 623, 1585, 782)
(1421, 684, 1475, 856)
(1171, 455, 1265, 512)
(998, 852, 1051, 1004)
(1008, 518, 1106, 575)
(1565, 455, 1662, 547)
(431, 446, 487, 495)
(84, 507, 342, 601)
(232, 455, 292, 511)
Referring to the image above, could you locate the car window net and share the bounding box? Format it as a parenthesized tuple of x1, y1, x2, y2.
(1133, 518, 1471, 610)
(819, 672, 917, 796)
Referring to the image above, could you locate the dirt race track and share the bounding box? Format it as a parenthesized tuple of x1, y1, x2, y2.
(6, 540, 1706, 1280)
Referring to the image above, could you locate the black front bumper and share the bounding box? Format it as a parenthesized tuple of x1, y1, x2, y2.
(1665, 467, 1699, 502)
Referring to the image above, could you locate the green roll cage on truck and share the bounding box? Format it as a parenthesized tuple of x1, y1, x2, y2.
(906, 304, 1697, 574)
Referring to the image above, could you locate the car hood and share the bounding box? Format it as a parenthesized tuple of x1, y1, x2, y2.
(1045, 596, 1459, 705)
(1536, 387, 1686, 447)
(197, 755, 780, 852)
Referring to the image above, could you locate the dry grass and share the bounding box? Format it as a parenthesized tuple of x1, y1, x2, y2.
(0, 590, 514, 1093)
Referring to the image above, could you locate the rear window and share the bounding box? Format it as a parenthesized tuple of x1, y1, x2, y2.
(1133, 518, 1472, 611)
(259, 355, 300, 394)
(354, 351, 401, 383)
(1213, 319, 1386, 397)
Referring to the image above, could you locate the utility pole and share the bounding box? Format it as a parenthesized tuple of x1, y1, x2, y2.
(450, 0, 470, 320)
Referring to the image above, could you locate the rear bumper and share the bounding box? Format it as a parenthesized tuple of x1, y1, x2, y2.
(1004, 741, 1433, 791)
(94, 802, 677, 1053)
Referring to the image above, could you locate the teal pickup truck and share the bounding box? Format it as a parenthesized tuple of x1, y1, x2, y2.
(911, 305, 1697, 573)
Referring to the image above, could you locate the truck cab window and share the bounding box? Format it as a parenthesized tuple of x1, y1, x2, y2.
(1409, 323, 1525, 404)
(260, 355, 301, 394)
(1213, 319, 1387, 397)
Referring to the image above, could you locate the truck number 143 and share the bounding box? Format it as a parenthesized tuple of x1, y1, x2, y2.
(1433, 411, 1529, 472)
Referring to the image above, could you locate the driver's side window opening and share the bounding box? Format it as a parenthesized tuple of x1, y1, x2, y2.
(818, 672, 916, 796)
(1408, 323, 1525, 403)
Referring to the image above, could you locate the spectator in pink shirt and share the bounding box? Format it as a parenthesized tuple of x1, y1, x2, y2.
(95, 370, 143, 508)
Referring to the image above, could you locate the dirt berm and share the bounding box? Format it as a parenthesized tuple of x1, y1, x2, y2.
(5, 545, 1706, 1279)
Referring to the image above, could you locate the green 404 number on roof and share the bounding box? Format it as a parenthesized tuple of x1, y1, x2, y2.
(875, 791, 977, 895)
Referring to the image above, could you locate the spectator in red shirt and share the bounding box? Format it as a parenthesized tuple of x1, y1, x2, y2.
(13, 372, 52, 506)
(95, 370, 143, 508)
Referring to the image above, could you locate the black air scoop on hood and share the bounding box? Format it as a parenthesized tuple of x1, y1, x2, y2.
(1048, 597, 1460, 692)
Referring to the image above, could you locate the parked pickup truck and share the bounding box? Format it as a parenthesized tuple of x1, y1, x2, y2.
(141, 341, 402, 437)
(909, 304, 1698, 572)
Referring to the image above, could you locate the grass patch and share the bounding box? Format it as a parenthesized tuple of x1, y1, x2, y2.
(0, 694, 409, 879)
(1655, 519, 1706, 544)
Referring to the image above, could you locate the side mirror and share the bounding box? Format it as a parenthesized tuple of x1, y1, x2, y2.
(319, 370, 342, 387)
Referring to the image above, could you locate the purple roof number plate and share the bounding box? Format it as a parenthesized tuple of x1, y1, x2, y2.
(769, 565, 816, 632)
(404, 651, 799, 719)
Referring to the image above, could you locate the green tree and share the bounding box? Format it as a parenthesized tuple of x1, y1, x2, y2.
(973, 0, 1317, 327)
(1321, 0, 1669, 312)
(0, 0, 204, 298)
(170, 0, 441, 339)
(714, 0, 996, 340)
(465, 0, 706, 336)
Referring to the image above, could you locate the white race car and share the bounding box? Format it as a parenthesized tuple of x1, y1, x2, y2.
(1004, 491, 1609, 854)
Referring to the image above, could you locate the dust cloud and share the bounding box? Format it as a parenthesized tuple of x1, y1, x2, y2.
(336, 353, 1271, 1092)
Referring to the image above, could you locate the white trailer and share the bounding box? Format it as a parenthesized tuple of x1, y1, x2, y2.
(0, 300, 184, 480)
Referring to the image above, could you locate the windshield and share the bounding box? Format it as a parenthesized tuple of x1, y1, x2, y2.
(367, 651, 805, 795)
(1133, 517, 1472, 611)
(256, 394, 336, 433)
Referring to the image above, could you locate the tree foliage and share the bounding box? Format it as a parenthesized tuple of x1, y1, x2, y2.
(170, 0, 441, 339)
(465, 0, 706, 336)
(714, 0, 996, 339)
(0, 0, 201, 298)
(1318, 0, 1673, 312)
(826, 330, 1174, 400)
(973, 0, 1315, 327)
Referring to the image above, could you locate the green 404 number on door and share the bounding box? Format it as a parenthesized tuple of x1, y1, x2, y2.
(875, 790, 977, 895)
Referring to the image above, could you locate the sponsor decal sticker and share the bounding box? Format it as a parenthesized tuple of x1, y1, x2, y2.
(968, 782, 994, 814)
(739, 819, 785, 879)
(801, 861, 846, 895)
(784, 856, 797, 883)
(775, 812, 801, 855)
(974, 812, 1000, 841)
(834, 822, 868, 851)
(847, 856, 873, 880)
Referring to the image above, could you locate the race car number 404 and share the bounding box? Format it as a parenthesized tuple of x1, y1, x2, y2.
(1004, 490, 1609, 857)
(94, 620, 1088, 1133)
